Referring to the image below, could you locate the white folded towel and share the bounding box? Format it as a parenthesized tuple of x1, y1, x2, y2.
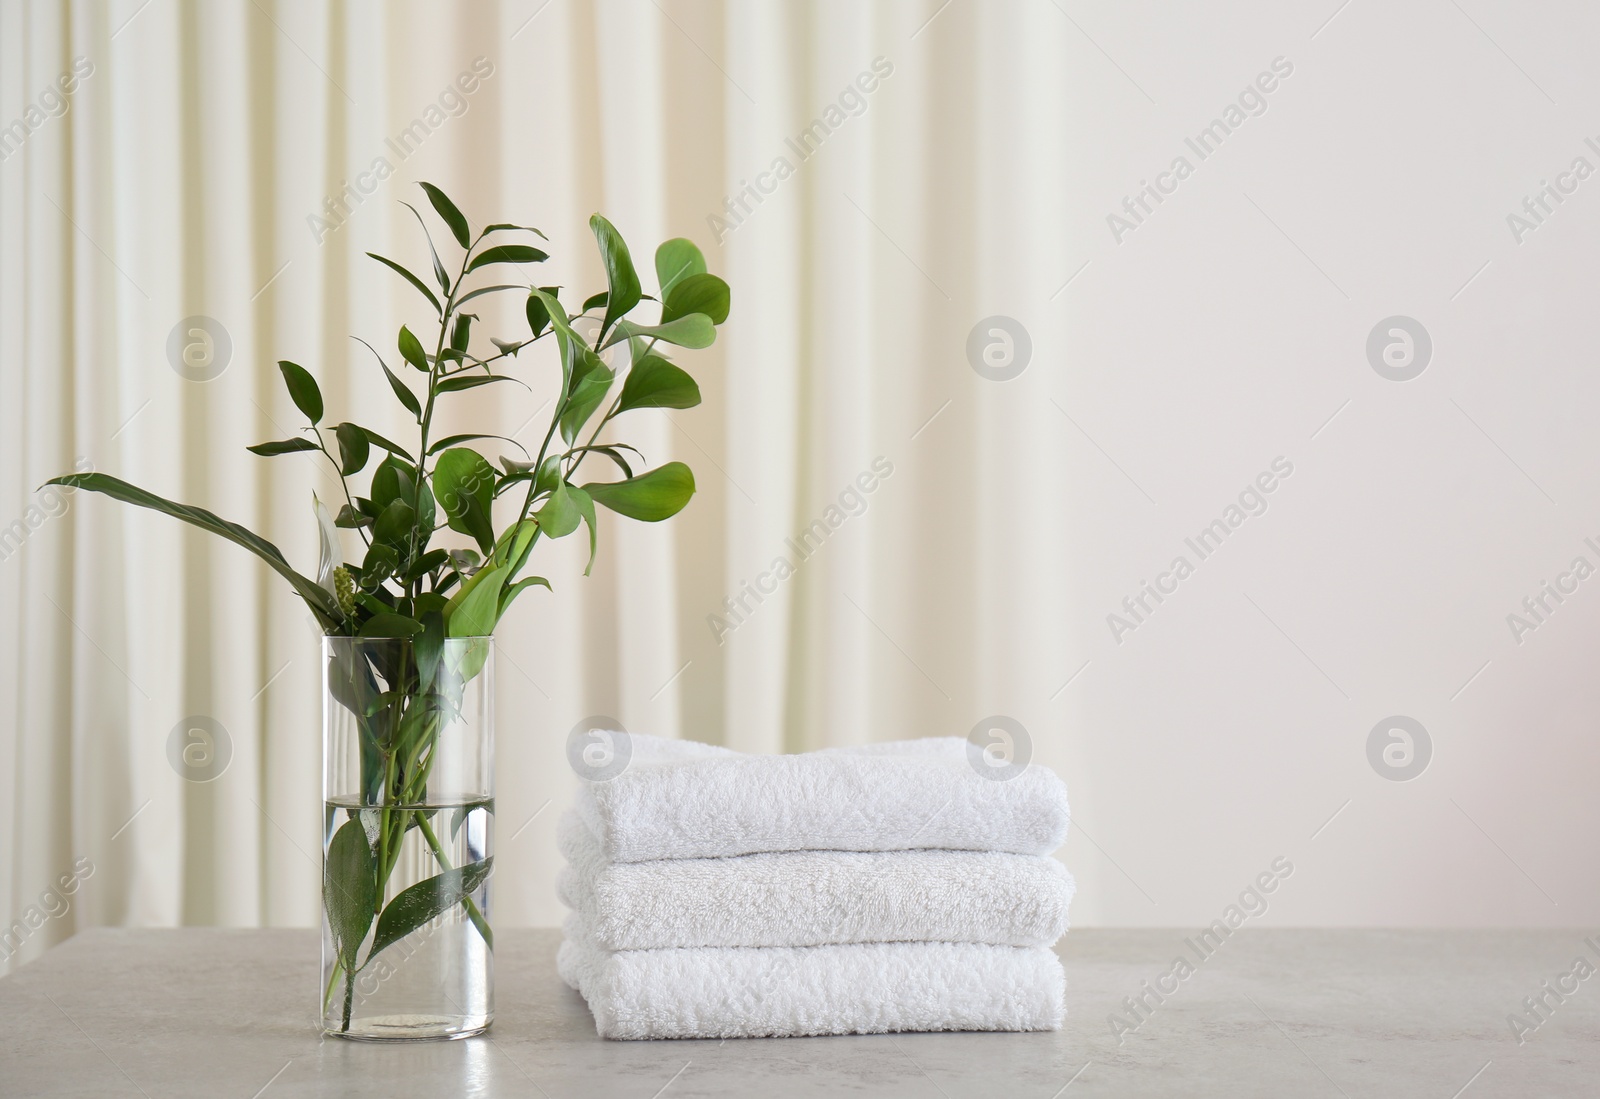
(572, 734, 1070, 862)
(557, 810, 1075, 950)
(557, 932, 1066, 1040)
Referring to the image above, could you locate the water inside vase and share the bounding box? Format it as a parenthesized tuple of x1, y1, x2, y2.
(320, 796, 494, 1040)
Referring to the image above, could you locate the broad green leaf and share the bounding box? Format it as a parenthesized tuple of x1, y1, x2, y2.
(661, 272, 730, 325)
(336, 423, 370, 475)
(246, 437, 319, 456)
(536, 480, 582, 538)
(324, 819, 377, 972)
(372, 499, 415, 547)
(398, 325, 429, 373)
(334, 504, 372, 529)
(436, 374, 526, 394)
(525, 288, 560, 339)
(450, 314, 473, 354)
(370, 456, 414, 513)
(466, 244, 549, 273)
(358, 612, 424, 637)
(582, 462, 695, 522)
(581, 291, 608, 312)
(367, 253, 442, 315)
(655, 238, 706, 298)
(590, 214, 641, 337)
(607, 314, 715, 350)
(405, 548, 450, 583)
(445, 562, 505, 638)
(358, 541, 398, 590)
(559, 348, 614, 444)
(278, 361, 324, 424)
(419, 181, 471, 249)
(45, 473, 340, 628)
(433, 448, 496, 545)
(617, 355, 701, 412)
(370, 857, 493, 958)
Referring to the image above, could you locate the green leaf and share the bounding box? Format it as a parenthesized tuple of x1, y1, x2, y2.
(445, 562, 506, 638)
(367, 253, 442, 315)
(590, 214, 641, 337)
(336, 423, 370, 476)
(499, 575, 551, 615)
(525, 288, 559, 340)
(358, 612, 424, 637)
(370, 857, 493, 958)
(372, 499, 415, 547)
(457, 284, 524, 309)
(581, 291, 608, 312)
(278, 361, 324, 424)
(491, 519, 538, 570)
(433, 448, 496, 546)
(572, 485, 598, 575)
(44, 473, 341, 628)
(398, 325, 429, 373)
(536, 480, 583, 538)
(572, 444, 636, 479)
(355, 338, 422, 420)
(246, 437, 319, 456)
(607, 314, 716, 350)
(429, 433, 527, 457)
(370, 456, 414, 512)
(483, 222, 548, 239)
(655, 238, 706, 298)
(342, 423, 412, 461)
(466, 244, 549, 273)
(617, 355, 701, 412)
(436, 374, 526, 394)
(582, 462, 695, 522)
(559, 348, 614, 444)
(450, 313, 473, 355)
(324, 819, 377, 972)
(661, 272, 730, 325)
(334, 504, 372, 529)
(402, 201, 452, 295)
(419, 182, 471, 250)
(359, 540, 398, 590)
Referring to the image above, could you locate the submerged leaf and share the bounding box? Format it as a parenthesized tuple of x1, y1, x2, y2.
(324, 819, 377, 971)
(370, 857, 493, 958)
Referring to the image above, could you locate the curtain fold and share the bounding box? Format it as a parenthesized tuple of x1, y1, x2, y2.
(0, 0, 1076, 967)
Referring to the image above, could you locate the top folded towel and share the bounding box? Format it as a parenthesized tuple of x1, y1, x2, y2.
(571, 734, 1070, 862)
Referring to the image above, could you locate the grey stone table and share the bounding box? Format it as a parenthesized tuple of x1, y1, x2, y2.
(1, 928, 1595, 1097)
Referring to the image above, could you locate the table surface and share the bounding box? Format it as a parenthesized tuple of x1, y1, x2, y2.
(1, 928, 1594, 1097)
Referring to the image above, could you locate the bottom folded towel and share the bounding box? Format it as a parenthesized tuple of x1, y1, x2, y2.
(558, 935, 1066, 1040)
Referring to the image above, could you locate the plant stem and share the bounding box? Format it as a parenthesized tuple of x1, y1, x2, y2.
(415, 811, 492, 948)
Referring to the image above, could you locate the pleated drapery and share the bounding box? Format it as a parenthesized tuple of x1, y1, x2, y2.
(0, 0, 1077, 966)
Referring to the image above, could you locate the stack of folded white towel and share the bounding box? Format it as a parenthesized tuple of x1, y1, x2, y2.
(557, 734, 1075, 1040)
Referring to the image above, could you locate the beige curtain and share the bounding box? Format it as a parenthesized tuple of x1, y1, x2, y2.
(0, 0, 1075, 965)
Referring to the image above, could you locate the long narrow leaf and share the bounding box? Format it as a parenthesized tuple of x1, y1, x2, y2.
(44, 473, 341, 626)
(366, 252, 442, 315)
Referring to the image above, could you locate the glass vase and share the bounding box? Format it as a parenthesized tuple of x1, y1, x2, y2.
(320, 635, 495, 1040)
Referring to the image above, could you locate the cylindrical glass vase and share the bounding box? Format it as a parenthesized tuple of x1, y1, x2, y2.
(320, 635, 494, 1040)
